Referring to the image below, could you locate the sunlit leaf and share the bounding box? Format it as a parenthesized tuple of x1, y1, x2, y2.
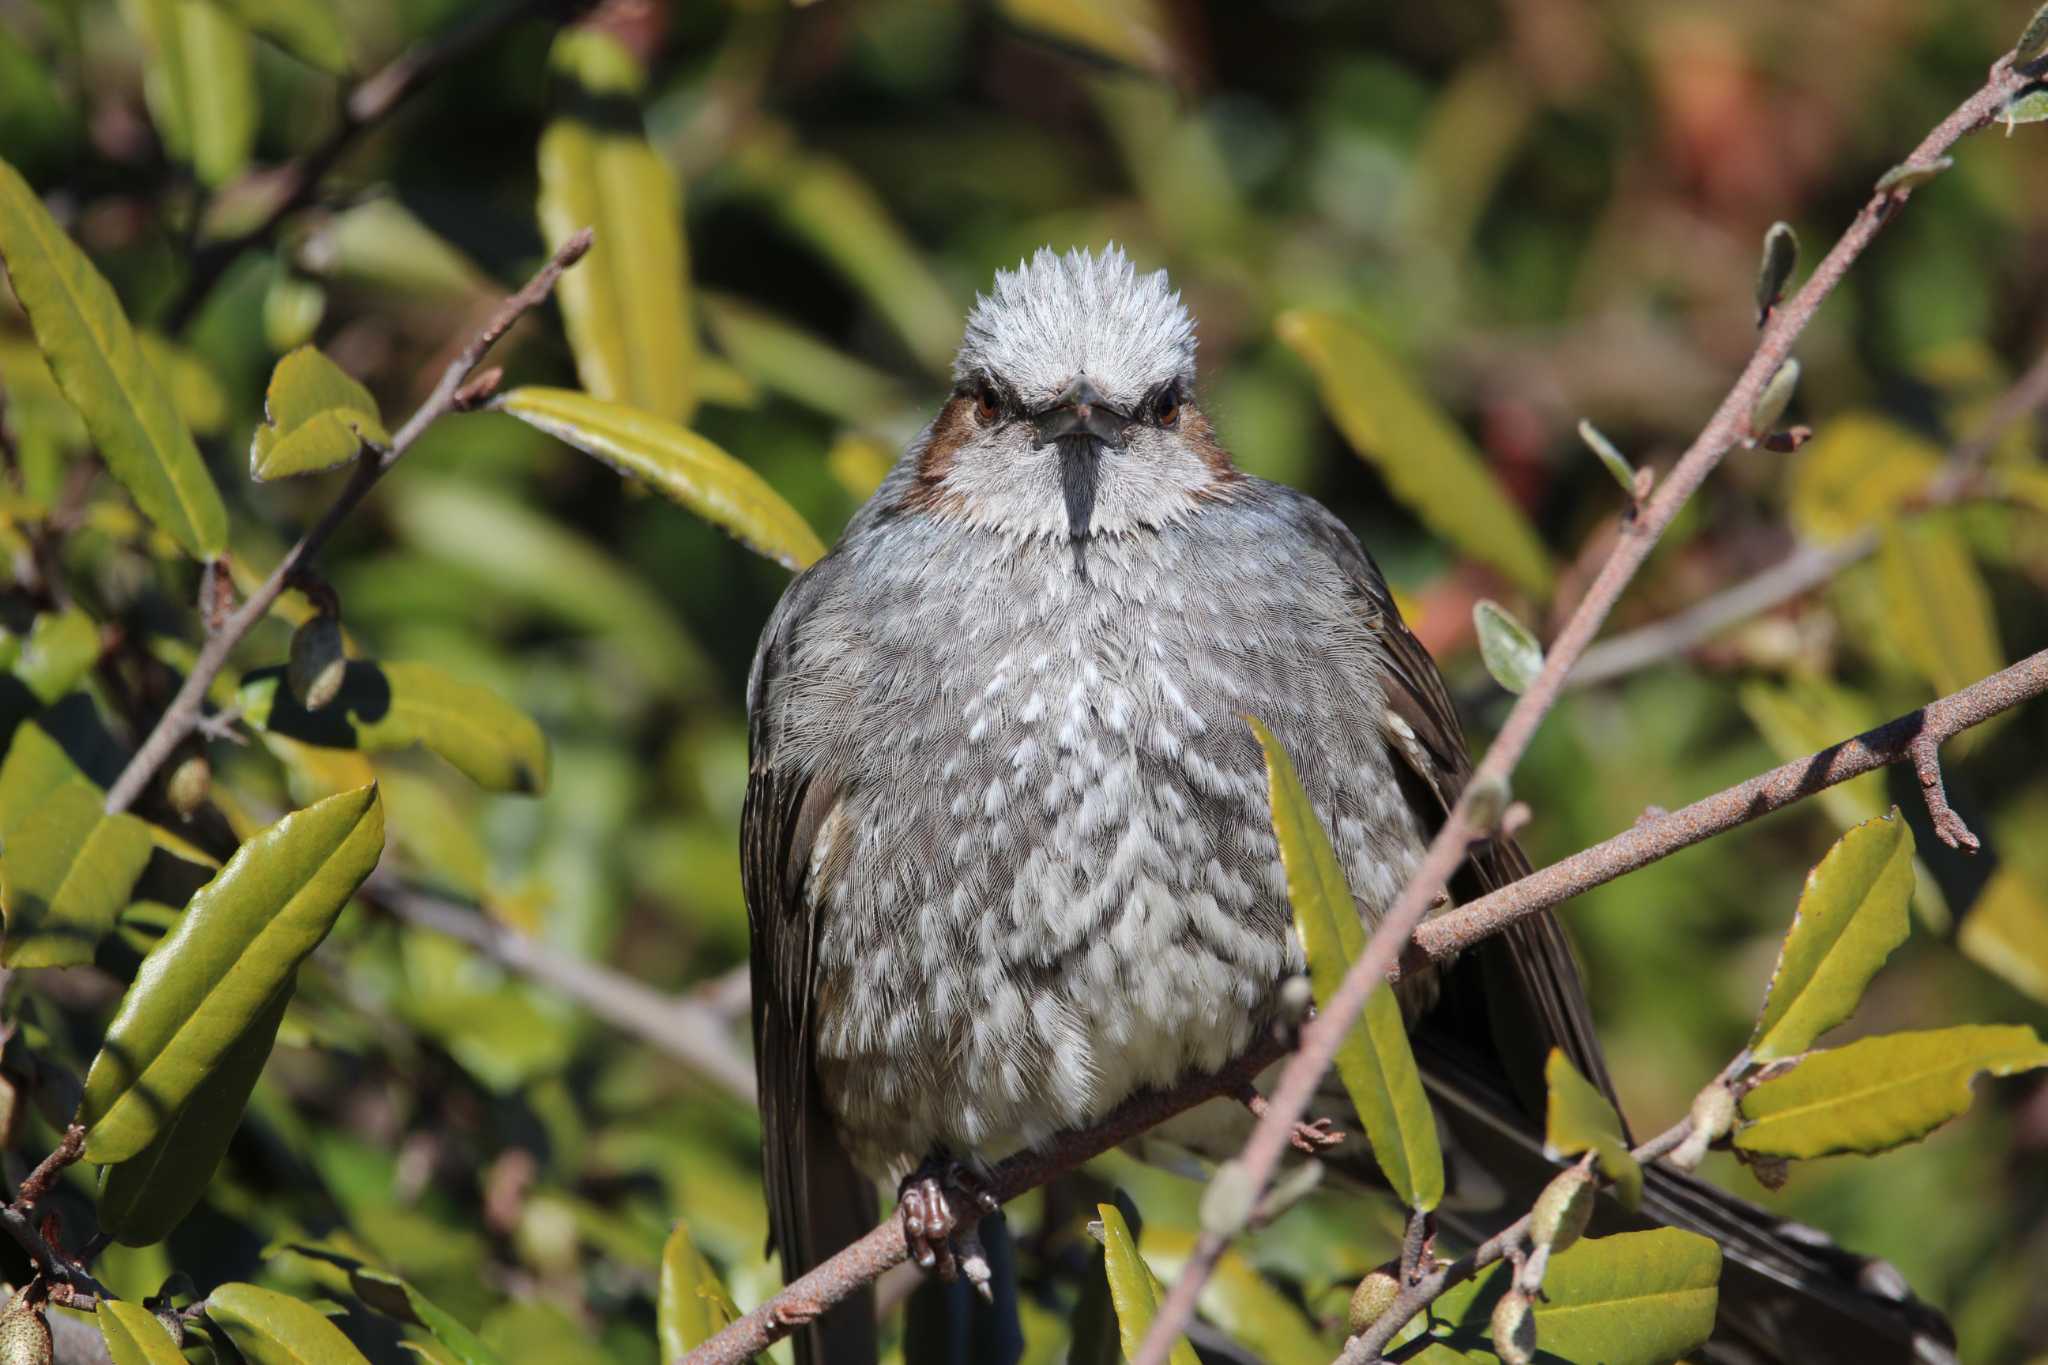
(1876, 520, 2002, 704)
(1139, 1227, 1331, 1365)
(201, 0, 350, 73)
(0, 780, 153, 967)
(298, 198, 491, 301)
(240, 660, 550, 795)
(99, 1298, 188, 1365)
(1276, 309, 1552, 596)
(1958, 869, 2048, 1004)
(124, 0, 257, 186)
(1472, 600, 1543, 695)
(497, 386, 824, 570)
(250, 345, 388, 481)
(538, 30, 696, 423)
(699, 293, 909, 429)
(1252, 717, 1441, 1211)
(1427, 1229, 1719, 1364)
(1543, 1050, 1639, 1212)
(79, 785, 384, 1163)
(1096, 1202, 1199, 1365)
(998, 0, 1178, 77)
(0, 157, 228, 558)
(140, 332, 229, 436)
(207, 1283, 372, 1365)
(1786, 413, 1942, 544)
(659, 1220, 740, 1358)
(97, 987, 287, 1245)
(1736, 1025, 2048, 1158)
(1751, 811, 1914, 1062)
(5, 609, 99, 704)
(1999, 87, 2048, 129)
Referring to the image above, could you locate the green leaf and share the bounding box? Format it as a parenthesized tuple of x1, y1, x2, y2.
(1748, 357, 1800, 438)
(202, 0, 351, 73)
(1786, 413, 1943, 544)
(699, 292, 909, 429)
(538, 30, 697, 424)
(495, 386, 825, 571)
(659, 1220, 740, 1358)
(2017, 2, 2048, 66)
(1276, 309, 1552, 596)
(0, 157, 228, 558)
(1877, 520, 2003, 703)
(1875, 157, 1952, 194)
(0, 702, 114, 836)
(1471, 600, 1543, 695)
(1136, 1227, 1330, 1365)
(1, 781, 153, 967)
(1999, 87, 2048, 129)
(1576, 419, 1634, 494)
(1251, 717, 1442, 1211)
(5, 609, 99, 704)
(1750, 811, 1914, 1062)
(1958, 868, 2048, 1004)
(250, 346, 389, 481)
(1736, 1025, 2048, 1159)
(97, 986, 286, 1245)
(78, 785, 384, 1163)
(1543, 1050, 1640, 1212)
(1429, 1229, 1720, 1364)
(123, 0, 258, 187)
(98, 1298, 188, 1365)
(239, 661, 550, 795)
(1096, 1202, 1199, 1365)
(207, 1283, 373, 1365)
(1755, 221, 1799, 325)
(997, 0, 1178, 76)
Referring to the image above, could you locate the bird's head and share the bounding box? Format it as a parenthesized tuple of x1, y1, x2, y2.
(900, 246, 1239, 552)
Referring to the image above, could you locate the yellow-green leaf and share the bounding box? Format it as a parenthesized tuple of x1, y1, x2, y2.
(496, 386, 824, 571)
(4, 609, 99, 704)
(1276, 309, 1551, 595)
(203, 0, 351, 73)
(1543, 1050, 1640, 1212)
(1958, 869, 2048, 1004)
(79, 785, 384, 1163)
(239, 660, 550, 795)
(97, 986, 286, 1245)
(699, 293, 908, 429)
(1877, 520, 2002, 703)
(0, 781, 153, 967)
(250, 345, 388, 481)
(1736, 1025, 2048, 1159)
(1137, 1226, 1330, 1365)
(0, 158, 228, 557)
(122, 0, 258, 187)
(1096, 1203, 1199, 1365)
(1751, 811, 1914, 1061)
(207, 1283, 372, 1365)
(997, 0, 1178, 76)
(537, 30, 696, 423)
(280, 1246, 501, 1365)
(98, 1298, 188, 1365)
(1428, 1229, 1720, 1364)
(659, 1220, 739, 1358)
(1252, 717, 1442, 1211)
(1786, 414, 1942, 544)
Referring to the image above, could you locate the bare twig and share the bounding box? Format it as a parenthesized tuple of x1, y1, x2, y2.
(1569, 340, 2048, 689)
(367, 882, 759, 1103)
(1130, 56, 2033, 1364)
(12, 1125, 83, 1209)
(1, 1125, 113, 1306)
(162, 0, 572, 331)
(102, 230, 593, 816)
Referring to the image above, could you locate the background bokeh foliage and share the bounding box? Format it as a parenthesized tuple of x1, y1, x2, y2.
(1, 0, 2047, 1361)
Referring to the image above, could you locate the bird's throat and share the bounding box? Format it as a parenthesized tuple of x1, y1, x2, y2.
(1059, 435, 1101, 580)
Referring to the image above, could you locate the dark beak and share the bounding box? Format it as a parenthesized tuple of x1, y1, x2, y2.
(1032, 377, 1129, 449)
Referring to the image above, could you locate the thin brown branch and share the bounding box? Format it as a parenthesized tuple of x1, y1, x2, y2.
(162, 0, 573, 331)
(103, 229, 593, 815)
(367, 882, 759, 1103)
(2, 1125, 113, 1306)
(1416, 650, 2044, 960)
(1130, 55, 2033, 1364)
(11, 1125, 83, 1209)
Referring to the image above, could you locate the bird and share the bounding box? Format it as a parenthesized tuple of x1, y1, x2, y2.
(743, 246, 1953, 1365)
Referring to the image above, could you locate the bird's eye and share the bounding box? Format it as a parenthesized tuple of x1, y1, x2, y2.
(976, 384, 1000, 423)
(1153, 385, 1180, 428)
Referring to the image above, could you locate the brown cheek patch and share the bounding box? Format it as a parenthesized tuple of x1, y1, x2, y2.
(898, 395, 978, 515)
(1182, 405, 1246, 494)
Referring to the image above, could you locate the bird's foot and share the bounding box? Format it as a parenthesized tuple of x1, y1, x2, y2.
(1237, 1085, 1347, 1154)
(898, 1160, 999, 1296)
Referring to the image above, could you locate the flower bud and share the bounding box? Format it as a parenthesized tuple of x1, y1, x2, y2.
(1347, 1268, 1400, 1335)
(0, 1292, 51, 1365)
(1530, 1166, 1595, 1253)
(1490, 1287, 1537, 1365)
(167, 754, 211, 819)
(1671, 1082, 1738, 1172)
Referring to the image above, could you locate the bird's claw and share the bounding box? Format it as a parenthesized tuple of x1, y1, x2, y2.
(1291, 1116, 1346, 1154)
(898, 1161, 996, 1283)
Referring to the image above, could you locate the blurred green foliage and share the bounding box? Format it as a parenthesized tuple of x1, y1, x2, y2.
(0, 0, 2046, 1361)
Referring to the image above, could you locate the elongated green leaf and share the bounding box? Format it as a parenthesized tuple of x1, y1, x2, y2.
(1751, 811, 1913, 1061)
(1472, 600, 1543, 695)
(250, 345, 388, 481)
(124, 0, 257, 187)
(1878, 521, 2003, 704)
(202, 0, 351, 73)
(98, 1298, 188, 1365)
(207, 1283, 372, 1365)
(496, 386, 825, 571)
(1, 781, 153, 967)
(1251, 717, 1442, 1211)
(699, 293, 909, 429)
(98, 986, 286, 1244)
(279, 1245, 500, 1365)
(1096, 1203, 1199, 1365)
(1959, 869, 2048, 1004)
(240, 661, 550, 795)
(998, 0, 1178, 76)
(1737, 1025, 2048, 1159)
(659, 1221, 739, 1358)
(1544, 1050, 1640, 1211)
(538, 30, 696, 424)
(1429, 1229, 1720, 1364)
(1136, 1227, 1331, 1365)
(1787, 414, 1942, 544)
(1276, 309, 1551, 595)
(79, 785, 384, 1163)
(0, 158, 227, 557)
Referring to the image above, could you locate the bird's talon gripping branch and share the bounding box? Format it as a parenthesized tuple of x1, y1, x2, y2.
(1239, 1085, 1346, 1154)
(897, 1161, 993, 1280)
